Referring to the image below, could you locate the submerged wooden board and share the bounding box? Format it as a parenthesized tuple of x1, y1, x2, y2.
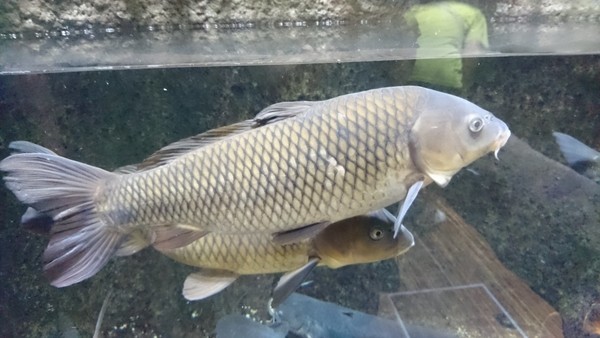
(378, 194, 564, 338)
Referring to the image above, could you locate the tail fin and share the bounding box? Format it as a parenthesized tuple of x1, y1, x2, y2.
(9, 141, 58, 234)
(0, 152, 121, 287)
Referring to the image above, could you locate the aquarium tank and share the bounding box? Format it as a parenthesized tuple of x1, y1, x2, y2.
(0, 0, 598, 337)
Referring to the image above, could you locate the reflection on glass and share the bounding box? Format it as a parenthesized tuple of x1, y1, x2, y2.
(404, 1, 489, 93)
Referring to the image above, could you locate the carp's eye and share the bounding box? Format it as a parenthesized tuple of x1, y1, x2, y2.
(370, 228, 384, 240)
(469, 117, 484, 133)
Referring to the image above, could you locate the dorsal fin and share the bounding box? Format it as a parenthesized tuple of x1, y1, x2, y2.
(272, 221, 330, 245)
(254, 101, 316, 125)
(135, 101, 314, 171)
(135, 120, 257, 171)
(9, 101, 316, 174)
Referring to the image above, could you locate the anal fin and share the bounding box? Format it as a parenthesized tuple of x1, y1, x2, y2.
(183, 270, 238, 301)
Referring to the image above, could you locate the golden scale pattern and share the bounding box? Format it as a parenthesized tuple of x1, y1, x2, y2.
(102, 88, 417, 237)
(167, 233, 310, 274)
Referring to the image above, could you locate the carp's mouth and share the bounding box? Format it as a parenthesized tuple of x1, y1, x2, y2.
(492, 129, 511, 160)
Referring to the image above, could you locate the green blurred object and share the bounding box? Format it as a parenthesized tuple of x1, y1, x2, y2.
(405, 2, 489, 90)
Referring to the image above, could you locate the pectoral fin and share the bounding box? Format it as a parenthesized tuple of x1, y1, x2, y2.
(365, 207, 396, 224)
(428, 173, 453, 187)
(152, 225, 208, 251)
(393, 180, 424, 238)
(182, 270, 238, 301)
(272, 257, 319, 308)
(272, 222, 331, 245)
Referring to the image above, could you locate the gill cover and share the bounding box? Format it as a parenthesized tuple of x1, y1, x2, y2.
(409, 88, 509, 187)
(313, 209, 414, 268)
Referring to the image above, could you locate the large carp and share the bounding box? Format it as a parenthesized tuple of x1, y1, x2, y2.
(1, 86, 510, 287)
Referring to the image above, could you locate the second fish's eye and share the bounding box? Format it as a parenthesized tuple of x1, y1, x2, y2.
(370, 228, 384, 240)
(469, 117, 484, 133)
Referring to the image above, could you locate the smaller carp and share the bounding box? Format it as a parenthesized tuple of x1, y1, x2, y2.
(163, 208, 414, 307)
(553, 132, 600, 183)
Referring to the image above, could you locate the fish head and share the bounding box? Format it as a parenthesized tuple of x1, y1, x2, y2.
(314, 213, 415, 268)
(409, 88, 511, 187)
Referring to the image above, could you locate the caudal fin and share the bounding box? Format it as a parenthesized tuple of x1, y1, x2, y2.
(0, 152, 122, 287)
(8, 141, 58, 234)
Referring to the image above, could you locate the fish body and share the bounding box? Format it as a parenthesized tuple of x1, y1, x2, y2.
(1, 86, 510, 287)
(167, 208, 415, 303)
(100, 88, 418, 234)
(163, 209, 414, 274)
(98, 86, 509, 234)
(553, 131, 600, 183)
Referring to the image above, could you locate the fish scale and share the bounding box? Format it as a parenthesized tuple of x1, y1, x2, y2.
(101, 88, 413, 235)
(166, 231, 309, 274)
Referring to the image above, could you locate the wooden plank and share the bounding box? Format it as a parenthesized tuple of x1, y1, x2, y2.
(378, 193, 564, 338)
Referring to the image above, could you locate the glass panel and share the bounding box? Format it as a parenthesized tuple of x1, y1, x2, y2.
(1, 2, 599, 74)
(0, 1, 598, 337)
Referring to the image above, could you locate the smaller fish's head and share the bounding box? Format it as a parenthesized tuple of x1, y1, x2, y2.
(409, 88, 511, 187)
(314, 214, 414, 268)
